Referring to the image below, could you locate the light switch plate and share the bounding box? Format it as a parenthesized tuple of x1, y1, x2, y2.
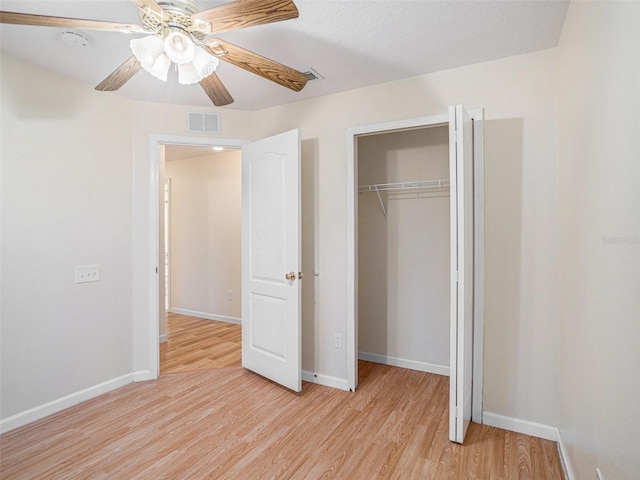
(76, 265, 100, 284)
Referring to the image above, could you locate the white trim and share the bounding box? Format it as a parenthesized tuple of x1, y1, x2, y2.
(132, 370, 155, 382)
(302, 370, 350, 391)
(482, 412, 558, 441)
(169, 307, 242, 325)
(557, 428, 577, 480)
(348, 114, 449, 137)
(358, 352, 449, 376)
(0, 373, 134, 434)
(346, 127, 357, 391)
(470, 108, 485, 422)
(146, 134, 251, 380)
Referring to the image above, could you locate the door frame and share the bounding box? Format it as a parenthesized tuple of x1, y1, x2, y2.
(147, 134, 250, 379)
(345, 110, 485, 422)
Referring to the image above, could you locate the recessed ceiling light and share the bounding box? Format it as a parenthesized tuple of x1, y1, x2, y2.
(212, 146, 224, 152)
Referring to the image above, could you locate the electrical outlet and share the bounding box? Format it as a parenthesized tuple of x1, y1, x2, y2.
(75, 265, 100, 284)
(333, 333, 343, 349)
(596, 468, 604, 480)
(227, 290, 233, 301)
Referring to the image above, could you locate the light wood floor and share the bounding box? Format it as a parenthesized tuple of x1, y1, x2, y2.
(160, 312, 242, 374)
(0, 361, 564, 478)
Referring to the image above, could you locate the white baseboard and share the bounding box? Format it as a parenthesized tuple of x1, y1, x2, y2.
(132, 370, 155, 382)
(0, 373, 134, 434)
(302, 370, 350, 391)
(482, 411, 558, 441)
(358, 351, 449, 377)
(169, 308, 241, 325)
(556, 428, 577, 480)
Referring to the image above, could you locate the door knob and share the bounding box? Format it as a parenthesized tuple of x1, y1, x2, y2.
(285, 272, 296, 281)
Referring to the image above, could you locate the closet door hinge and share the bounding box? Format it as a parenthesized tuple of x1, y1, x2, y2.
(455, 270, 460, 283)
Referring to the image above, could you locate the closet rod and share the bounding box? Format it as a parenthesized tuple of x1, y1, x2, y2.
(358, 179, 450, 192)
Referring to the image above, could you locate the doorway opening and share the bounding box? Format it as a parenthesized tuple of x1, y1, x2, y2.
(148, 135, 250, 379)
(159, 143, 243, 375)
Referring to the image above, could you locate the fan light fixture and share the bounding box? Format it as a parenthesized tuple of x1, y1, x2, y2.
(130, 30, 218, 85)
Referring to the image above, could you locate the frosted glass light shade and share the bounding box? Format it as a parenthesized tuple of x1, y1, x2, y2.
(130, 35, 164, 68)
(130, 35, 171, 81)
(164, 31, 195, 65)
(177, 47, 219, 85)
(146, 54, 171, 81)
(130, 33, 218, 84)
(191, 46, 219, 78)
(177, 63, 199, 85)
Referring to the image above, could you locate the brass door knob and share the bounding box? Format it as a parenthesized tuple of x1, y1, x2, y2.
(285, 272, 296, 281)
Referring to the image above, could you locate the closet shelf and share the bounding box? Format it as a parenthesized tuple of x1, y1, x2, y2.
(358, 179, 450, 193)
(358, 179, 450, 218)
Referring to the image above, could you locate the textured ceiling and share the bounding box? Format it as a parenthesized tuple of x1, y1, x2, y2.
(0, 0, 569, 111)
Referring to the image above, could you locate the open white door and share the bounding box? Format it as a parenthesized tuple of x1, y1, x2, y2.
(241, 129, 302, 392)
(449, 105, 474, 443)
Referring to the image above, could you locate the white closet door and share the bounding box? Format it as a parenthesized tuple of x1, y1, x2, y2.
(449, 105, 474, 443)
(241, 129, 302, 392)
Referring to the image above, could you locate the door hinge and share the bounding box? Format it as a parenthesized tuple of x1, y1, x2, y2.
(455, 270, 460, 283)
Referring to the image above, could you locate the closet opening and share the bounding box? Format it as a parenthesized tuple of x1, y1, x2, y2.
(357, 124, 451, 379)
(346, 108, 485, 443)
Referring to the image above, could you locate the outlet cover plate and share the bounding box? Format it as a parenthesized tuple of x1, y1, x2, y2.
(76, 265, 100, 284)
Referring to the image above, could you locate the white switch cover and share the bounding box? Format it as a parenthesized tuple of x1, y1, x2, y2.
(76, 265, 100, 284)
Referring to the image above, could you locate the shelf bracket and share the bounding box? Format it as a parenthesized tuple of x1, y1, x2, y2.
(374, 185, 387, 218)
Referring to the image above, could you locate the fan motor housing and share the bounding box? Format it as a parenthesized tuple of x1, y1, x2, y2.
(139, 0, 206, 40)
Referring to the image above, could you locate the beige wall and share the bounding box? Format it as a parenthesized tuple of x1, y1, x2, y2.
(253, 48, 560, 426)
(358, 127, 450, 370)
(0, 54, 134, 418)
(165, 150, 242, 320)
(557, 2, 640, 479)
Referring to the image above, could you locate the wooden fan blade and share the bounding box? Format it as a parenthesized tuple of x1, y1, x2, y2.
(192, 0, 298, 35)
(0, 11, 144, 33)
(205, 39, 307, 92)
(200, 73, 234, 107)
(95, 56, 142, 91)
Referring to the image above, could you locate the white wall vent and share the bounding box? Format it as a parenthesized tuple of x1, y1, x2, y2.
(188, 112, 221, 134)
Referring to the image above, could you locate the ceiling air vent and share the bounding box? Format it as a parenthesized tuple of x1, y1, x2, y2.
(301, 68, 324, 82)
(188, 112, 220, 134)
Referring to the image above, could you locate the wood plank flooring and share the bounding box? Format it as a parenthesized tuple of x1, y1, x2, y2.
(160, 312, 241, 374)
(0, 359, 564, 479)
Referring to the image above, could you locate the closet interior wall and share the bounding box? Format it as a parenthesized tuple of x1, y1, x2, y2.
(357, 125, 451, 375)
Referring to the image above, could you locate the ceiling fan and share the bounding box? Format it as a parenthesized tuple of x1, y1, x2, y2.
(0, 0, 308, 107)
